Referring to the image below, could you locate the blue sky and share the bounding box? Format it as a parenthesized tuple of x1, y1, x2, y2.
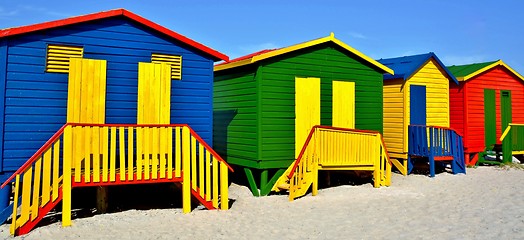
(1, 0, 524, 73)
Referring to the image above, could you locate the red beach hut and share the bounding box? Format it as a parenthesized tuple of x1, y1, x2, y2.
(448, 60, 524, 165)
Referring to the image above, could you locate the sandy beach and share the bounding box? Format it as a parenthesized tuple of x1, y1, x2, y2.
(0, 166, 522, 240)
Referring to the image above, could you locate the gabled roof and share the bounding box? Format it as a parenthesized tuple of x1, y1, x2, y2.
(378, 52, 458, 84)
(214, 33, 394, 74)
(447, 60, 524, 82)
(0, 9, 228, 62)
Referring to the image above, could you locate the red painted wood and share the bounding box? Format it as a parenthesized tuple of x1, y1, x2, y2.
(72, 171, 183, 187)
(17, 189, 63, 236)
(0, 9, 228, 61)
(433, 156, 454, 161)
(449, 82, 465, 137)
(450, 66, 524, 155)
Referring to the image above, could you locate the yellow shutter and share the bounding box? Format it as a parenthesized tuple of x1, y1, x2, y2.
(46, 45, 84, 73)
(332, 81, 355, 128)
(151, 53, 182, 80)
(137, 62, 172, 124)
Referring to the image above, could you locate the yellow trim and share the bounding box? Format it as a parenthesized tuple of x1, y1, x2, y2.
(462, 60, 524, 82)
(214, 33, 394, 75)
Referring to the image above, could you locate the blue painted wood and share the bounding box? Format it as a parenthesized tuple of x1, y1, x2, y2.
(0, 39, 7, 172)
(1, 17, 216, 172)
(410, 85, 426, 125)
(408, 125, 466, 177)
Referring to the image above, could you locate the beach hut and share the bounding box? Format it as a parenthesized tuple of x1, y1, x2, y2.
(0, 9, 232, 235)
(214, 33, 393, 197)
(447, 60, 524, 165)
(378, 53, 466, 177)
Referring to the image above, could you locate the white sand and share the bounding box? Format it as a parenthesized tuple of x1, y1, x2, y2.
(0, 166, 523, 239)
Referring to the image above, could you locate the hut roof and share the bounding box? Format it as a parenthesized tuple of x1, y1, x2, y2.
(0, 8, 228, 62)
(214, 33, 393, 74)
(378, 52, 458, 84)
(447, 60, 524, 82)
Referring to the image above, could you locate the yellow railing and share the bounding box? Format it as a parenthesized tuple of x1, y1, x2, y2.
(1, 123, 232, 236)
(500, 123, 524, 162)
(276, 126, 391, 201)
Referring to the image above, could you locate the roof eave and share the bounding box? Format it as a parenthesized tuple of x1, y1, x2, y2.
(0, 9, 229, 62)
(461, 60, 524, 82)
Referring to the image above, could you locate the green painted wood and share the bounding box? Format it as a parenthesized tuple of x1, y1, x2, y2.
(243, 168, 260, 196)
(260, 169, 285, 196)
(501, 90, 512, 163)
(259, 43, 383, 166)
(214, 69, 260, 168)
(484, 89, 496, 149)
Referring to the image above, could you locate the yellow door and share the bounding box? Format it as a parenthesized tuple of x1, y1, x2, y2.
(295, 77, 320, 158)
(67, 58, 107, 123)
(332, 81, 355, 128)
(137, 62, 172, 124)
(67, 58, 107, 173)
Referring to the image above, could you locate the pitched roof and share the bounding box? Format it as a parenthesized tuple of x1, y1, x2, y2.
(214, 33, 394, 74)
(447, 60, 524, 82)
(0, 9, 228, 62)
(377, 52, 458, 84)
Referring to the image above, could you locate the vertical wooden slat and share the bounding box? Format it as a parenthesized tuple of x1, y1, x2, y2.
(128, 127, 134, 181)
(144, 127, 150, 180)
(152, 127, 159, 179)
(191, 136, 197, 190)
(74, 127, 82, 182)
(182, 127, 191, 213)
(136, 127, 143, 180)
(119, 127, 126, 181)
(30, 158, 42, 220)
(84, 127, 91, 183)
(212, 157, 218, 208)
(198, 144, 204, 197)
(167, 127, 173, 179)
(10, 175, 20, 235)
(41, 148, 52, 206)
(62, 126, 72, 227)
(102, 127, 109, 182)
(205, 151, 211, 201)
(220, 162, 229, 210)
(20, 168, 33, 225)
(159, 127, 167, 178)
(93, 126, 100, 183)
(175, 127, 181, 178)
(52, 139, 60, 201)
(110, 127, 117, 181)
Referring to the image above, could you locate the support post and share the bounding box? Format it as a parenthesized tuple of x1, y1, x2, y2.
(182, 127, 191, 213)
(502, 130, 512, 164)
(96, 187, 108, 213)
(62, 125, 72, 226)
(220, 163, 228, 210)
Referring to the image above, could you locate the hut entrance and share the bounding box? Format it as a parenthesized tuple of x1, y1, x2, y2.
(501, 90, 512, 135)
(295, 77, 320, 158)
(409, 85, 426, 125)
(137, 62, 172, 124)
(332, 81, 355, 128)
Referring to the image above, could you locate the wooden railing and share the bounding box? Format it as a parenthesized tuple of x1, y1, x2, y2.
(280, 126, 391, 201)
(500, 123, 524, 163)
(1, 123, 232, 235)
(408, 125, 466, 177)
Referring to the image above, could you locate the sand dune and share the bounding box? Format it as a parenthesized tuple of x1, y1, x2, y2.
(1, 166, 523, 239)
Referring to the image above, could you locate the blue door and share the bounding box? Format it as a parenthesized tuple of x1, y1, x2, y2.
(410, 85, 426, 125)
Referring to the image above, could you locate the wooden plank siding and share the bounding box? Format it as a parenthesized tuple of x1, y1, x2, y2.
(2, 17, 215, 172)
(383, 79, 405, 159)
(383, 59, 451, 159)
(460, 66, 524, 153)
(449, 82, 465, 137)
(213, 69, 259, 168)
(258, 44, 383, 168)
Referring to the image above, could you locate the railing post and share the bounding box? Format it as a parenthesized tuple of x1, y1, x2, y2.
(62, 125, 72, 227)
(220, 162, 229, 210)
(182, 127, 191, 213)
(502, 128, 512, 164)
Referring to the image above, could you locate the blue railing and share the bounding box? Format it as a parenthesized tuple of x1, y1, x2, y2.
(408, 125, 466, 177)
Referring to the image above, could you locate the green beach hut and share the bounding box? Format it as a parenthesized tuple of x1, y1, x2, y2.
(213, 33, 393, 196)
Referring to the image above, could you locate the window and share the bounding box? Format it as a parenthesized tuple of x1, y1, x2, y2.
(46, 44, 84, 73)
(151, 53, 182, 80)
